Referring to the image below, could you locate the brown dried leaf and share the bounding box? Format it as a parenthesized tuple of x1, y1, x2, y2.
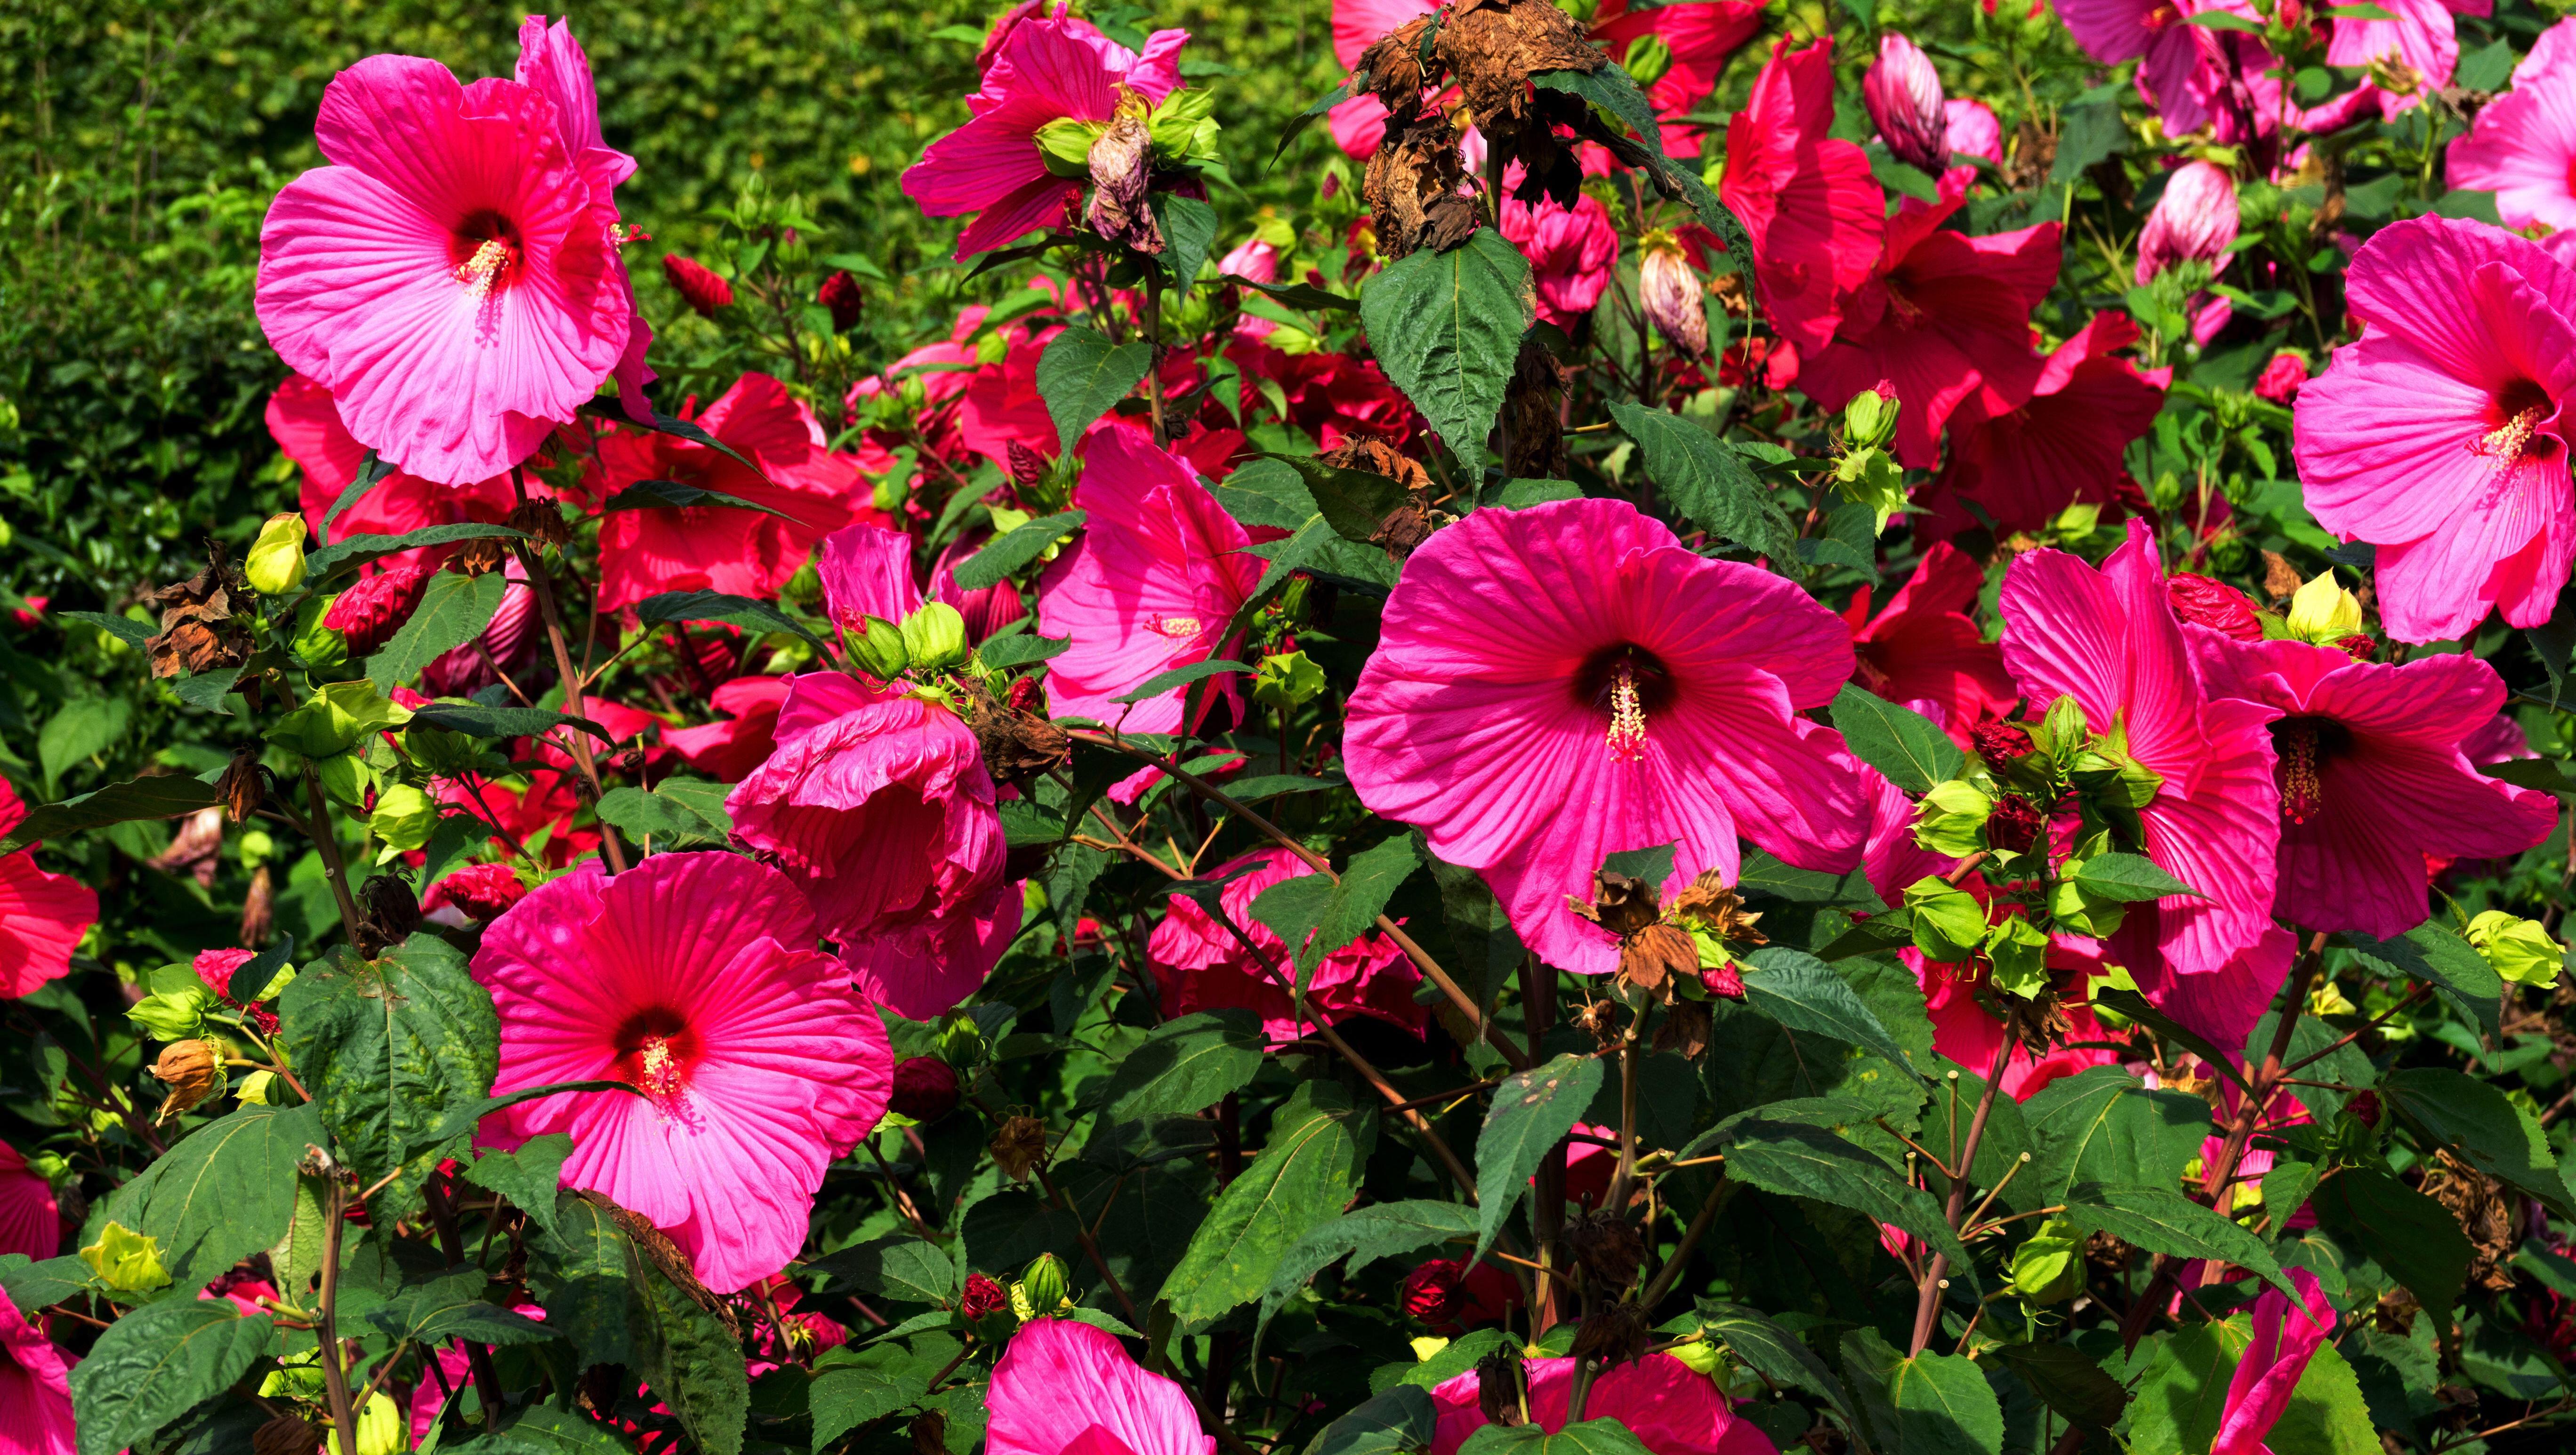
(1364, 111, 1471, 259)
(1436, 0, 1601, 129)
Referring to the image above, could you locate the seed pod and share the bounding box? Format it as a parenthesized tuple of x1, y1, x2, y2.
(152, 1040, 222, 1118)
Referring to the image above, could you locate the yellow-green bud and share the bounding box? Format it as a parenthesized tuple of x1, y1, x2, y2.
(1666, 1337, 1725, 1377)
(268, 681, 411, 759)
(2467, 910, 2563, 988)
(937, 1011, 990, 1068)
(1035, 116, 1109, 178)
(2049, 874, 2128, 940)
(128, 985, 215, 1041)
(1903, 878, 1988, 963)
(1253, 651, 1327, 710)
(403, 723, 489, 778)
(1985, 916, 2051, 998)
(2009, 1214, 2085, 1304)
(1020, 1252, 1072, 1315)
(849, 614, 911, 680)
(1912, 781, 1993, 858)
(246, 513, 309, 597)
(80, 1221, 172, 1294)
(2284, 569, 2363, 644)
(369, 782, 440, 856)
(2030, 695, 2089, 765)
(1842, 388, 1900, 452)
(1622, 34, 1674, 88)
(901, 602, 969, 672)
(291, 594, 348, 672)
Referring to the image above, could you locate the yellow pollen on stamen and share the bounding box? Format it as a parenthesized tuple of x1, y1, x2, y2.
(2477, 405, 2545, 466)
(455, 237, 513, 300)
(1149, 615, 1204, 639)
(633, 1035, 686, 1102)
(1606, 663, 1647, 760)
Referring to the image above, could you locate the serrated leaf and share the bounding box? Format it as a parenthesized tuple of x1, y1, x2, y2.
(1232, 274, 1359, 313)
(2310, 1168, 2471, 1320)
(1153, 193, 1219, 300)
(2018, 1066, 2211, 1210)
(463, 1134, 574, 1242)
(1458, 1419, 1656, 1455)
(226, 934, 295, 1004)
(952, 510, 1087, 593)
(1036, 326, 1151, 453)
(804, 1236, 960, 1307)
(97, 1102, 324, 1294)
(1473, 1052, 1604, 1262)
(69, 1299, 274, 1455)
(2060, 1182, 2292, 1295)
(581, 397, 772, 480)
(2378, 1068, 2564, 1212)
(634, 590, 827, 649)
(1829, 685, 1964, 795)
(1090, 1009, 1267, 1121)
(1607, 399, 1795, 558)
(1360, 229, 1532, 471)
(2343, 923, 2503, 1038)
(407, 701, 616, 745)
(368, 571, 507, 693)
(1248, 835, 1422, 990)
(1843, 1327, 2006, 1455)
(366, 1266, 553, 1346)
(1306, 1386, 1439, 1455)
(443, 1406, 638, 1453)
(304, 522, 527, 582)
(1256, 452, 1412, 544)
(1696, 1300, 1876, 1455)
(2120, 1321, 2377, 1455)
(1722, 1119, 1976, 1293)
(1987, 1342, 2126, 1432)
(322, 452, 397, 534)
(2070, 852, 2205, 902)
(0, 772, 228, 856)
(1259, 1200, 1478, 1338)
(1164, 1081, 1373, 1328)
(38, 695, 129, 790)
(1111, 656, 1254, 705)
(602, 477, 797, 520)
(596, 781, 734, 849)
(811, 1335, 951, 1448)
(979, 632, 1070, 669)
(525, 1191, 638, 1370)
(1742, 947, 1923, 1084)
(56, 610, 152, 648)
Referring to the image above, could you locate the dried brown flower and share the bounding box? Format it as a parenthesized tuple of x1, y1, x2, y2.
(239, 864, 275, 949)
(1364, 111, 1474, 259)
(1434, 0, 1600, 133)
(2421, 1152, 2518, 1292)
(1474, 1346, 1525, 1426)
(1356, 17, 1438, 119)
(576, 1189, 741, 1334)
(1564, 1210, 1645, 1288)
(1318, 437, 1434, 494)
(145, 807, 226, 890)
(1087, 106, 1166, 253)
(218, 745, 268, 824)
(1567, 869, 1662, 940)
(911, 1411, 950, 1455)
(152, 1040, 222, 1119)
(509, 499, 572, 553)
(991, 1114, 1051, 1182)
(356, 873, 422, 958)
(1567, 1298, 1653, 1368)
(145, 543, 250, 679)
(1667, 872, 1766, 948)
(451, 535, 513, 576)
(964, 679, 1071, 785)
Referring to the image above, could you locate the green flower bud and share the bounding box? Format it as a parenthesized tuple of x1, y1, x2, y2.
(245, 513, 309, 597)
(1666, 1337, 1725, 1377)
(901, 602, 970, 672)
(403, 722, 494, 778)
(1034, 116, 1109, 178)
(127, 985, 215, 1042)
(80, 1221, 172, 1294)
(236, 1069, 278, 1106)
(1984, 916, 2051, 998)
(1253, 650, 1328, 710)
(1842, 388, 1899, 451)
(290, 593, 349, 672)
(2284, 569, 2363, 644)
(2009, 1214, 2085, 1304)
(2048, 874, 2128, 940)
(268, 681, 412, 759)
(1622, 34, 1674, 88)
(1903, 878, 1988, 963)
(341, 1390, 407, 1455)
(369, 782, 439, 856)
(310, 751, 372, 808)
(2467, 910, 2563, 988)
(1020, 1252, 1072, 1315)
(938, 1010, 990, 1069)
(1912, 781, 1993, 858)
(1833, 445, 1909, 533)
(2028, 695, 2089, 765)
(1147, 88, 1223, 166)
(848, 614, 911, 680)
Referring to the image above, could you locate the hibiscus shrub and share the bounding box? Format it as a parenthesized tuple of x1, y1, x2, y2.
(16, 3, 2576, 1455)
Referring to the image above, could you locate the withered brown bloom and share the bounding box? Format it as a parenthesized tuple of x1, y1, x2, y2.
(145, 542, 251, 679)
(991, 1114, 1051, 1182)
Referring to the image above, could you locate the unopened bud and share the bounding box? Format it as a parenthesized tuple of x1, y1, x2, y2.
(129, 986, 214, 1042)
(848, 614, 912, 680)
(900, 601, 969, 672)
(1864, 33, 1948, 173)
(1912, 780, 1993, 858)
(2284, 569, 2363, 644)
(1637, 234, 1707, 358)
(1019, 1252, 1071, 1314)
(1984, 916, 2051, 998)
(662, 253, 733, 316)
(2467, 910, 2563, 988)
(2009, 1213, 2085, 1303)
(80, 1221, 172, 1293)
(508, 500, 571, 553)
(960, 1272, 1011, 1321)
(246, 514, 309, 597)
(1842, 387, 1900, 451)
(1401, 1259, 1468, 1324)
(1621, 34, 1673, 89)
(1902, 878, 1988, 963)
(2135, 161, 2238, 285)
(153, 1038, 223, 1117)
(368, 782, 440, 856)
(889, 1056, 962, 1122)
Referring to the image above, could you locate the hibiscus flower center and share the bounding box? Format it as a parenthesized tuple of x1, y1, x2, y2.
(2475, 378, 2557, 467)
(1148, 614, 1205, 639)
(612, 1006, 701, 1104)
(2269, 716, 2352, 825)
(451, 210, 525, 301)
(1573, 644, 1675, 761)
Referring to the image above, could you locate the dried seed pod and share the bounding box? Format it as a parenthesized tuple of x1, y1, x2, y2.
(152, 1040, 222, 1119)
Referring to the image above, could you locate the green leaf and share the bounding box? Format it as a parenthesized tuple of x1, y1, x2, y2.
(1360, 229, 1532, 471)
(366, 1266, 553, 1346)
(2379, 1067, 2564, 1212)
(1696, 1301, 1876, 1455)
(276, 934, 501, 1216)
(1036, 325, 1152, 453)
(1249, 835, 1423, 986)
(406, 701, 616, 745)
(1110, 656, 1254, 705)
(580, 397, 773, 479)
(1091, 1009, 1267, 1121)
(0, 772, 225, 857)
(1153, 193, 1220, 299)
(1231, 274, 1359, 313)
(1306, 1386, 1439, 1455)
(1723, 1119, 1975, 1292)
(1843, 1327, 2006, 1455)
(69, 1299, 274, 1455)
(2310, 1169, 2471, 1320)
(596, 781, 735, 849)
(1606, 400, 1796, 558)
(1986, 1342, 2126, 1432)
(526, 1191, 640, 1370)
(1216, 458, 1404, 592)
(323, 451, 398, 535)
(54, 610, 153, 649)
(805, 1236, 961, 1307)
(2048, 101, 2128, 187)
(1256, 452, 1413, 545)
(1259, 1199, 1479, 1335)
(225, 934, 295, 1004)
(980, 632, 1071, 669)
(443, 1406, 639, 1453)
(1828, 685, 1964, 796)
(171, 666, 242, 715)
(2120, 1322, 2378, 1455)
(422, 1079, 639, 1150)
(463, 1134, 574, 1242)
(2090, 989, 2251, 1095)
(2343, 923, 2504, 1039)
(1164, 1080, 1374, 1328)
(602, 477, 798, 520)
(625, 1220, 753, 1455)
(3, 1254, 93, 1315)
(304, 523, 529, 582)
(2069, 853, 2205, 903)
(97, 1103, 324, 1295)
(2059, 1182, 2292, 1295)
(2019, 1066, 2211, 1210)
(1528, 65, 1748, 252)
(811, 1334, 953, 1448)
(952, 509, 1088, 593)
(39, 695, 130, 790)
(1473, 1052, 1606, 1261)
(2183, 8, 2264, 29)
(634, 590, 827, 649)
(1741, 947, 1924, 1084)
(1272, 80, 1355, 168)
(1458, 1419, 1656, 1455)
(368, 571, 507, 692)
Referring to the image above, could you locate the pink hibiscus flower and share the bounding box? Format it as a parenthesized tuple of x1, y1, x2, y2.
(1921, 956, 2125, 1100)
(256, 49, 635, 485)
(1427, 1353, 1775, 1455)
(1344, 498, 1870, 977)
(663, 675, 793, 783)
(1719, 39, 1885, 359)
(0, 1142, 58, 1262)
(266, 373, 519, 549)
(845, 874, 1025, 1021)
(591, 372, 872, 613)
(1797, 172, 2061, 469)
(988, 1318, 1215, 1455)
(1500, 191, 1620, 329)
(0, 781, 98, 1002)
(1149, 847, 1426, 1043)
(0, 1288, 75, 1455)
(471, 852, 891, 1293)
(2327, 0, 2480, 118)
(1918, 313, 2168, 540)
(1946, 98, 2004, 167)
(1842, 542, 2018, 746)
(1998, 520, 2287, 1051)
(2060, 0, 2218, 135)
(2447, 28, 2576, 229)
(2292, 216, 2576, 642)
(2212, 1269, 2337, 1455)
(515, 15, 654, 417)
(1037, 428, 1268, 733)
(901, 16, 1188, 259)
(2190, 634, 2557, 938)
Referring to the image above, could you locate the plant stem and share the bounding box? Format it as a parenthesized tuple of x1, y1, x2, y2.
(1031, 1160, 1141, 1325)
(1639, 1177, 1730, 1309)
(301, 765, 366, 946)
(423, 1173, 505, 1431)
(1142, 280, 1167, 447)
(1910, 1011, 2019, 1354)
(1524, 956, 1567, 1334)
(316, 1174, 362, 1454)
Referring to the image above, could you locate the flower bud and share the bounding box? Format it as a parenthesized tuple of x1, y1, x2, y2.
(129, 985, 214, 1042)
(2032, 695, 2089, 765)
(1972, 719, 2033, 772)
(889, 1056, 962, 1122)
(1621, 34, 1673, 89)
(1637, 233, 1707, 357)
(1903, 878, 1988, 962)
(2253, 351, 2309, 404)
(82, 1221, 172, 1293)
(1253, 650, 1328, 710)
(2467, 910, 2563, 988)
(1912, 780, 1993, 858)
(322, 564, 432, 656)
(1019, 1253, 1072, 1315)
(848, 614, 912, 680)
(1842, 386, 1900, 452)
(2009, 1213, 2085, 1304)
(2165, 573, 2263, 642)
(960, 1271, 1011, 1320)
(1987, 795, 2044, 854)
(2285, 569, 2363, 644)
(1402, 1259, 1468, 1324)
(819, 270, 864, 332)
(153, 1038, 223, 1117)
(901, 601, 970, 672)
(2049, 874, 2128, 939)
(2135, 161, 2239, 285)
(1864, 33, 1949, 173)
(423, 862, 527, 923)
(245, 513, 309, 597)
(1087, 105, 1166, 254)
(662, 253, 733, 316)
(369, 782, 440, 856)
(938, 1012, 990, 1068)
(1984, 916, 2051, 998)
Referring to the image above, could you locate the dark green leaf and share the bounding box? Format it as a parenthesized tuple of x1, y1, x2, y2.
(1723, 1119, 1975, 1292)
(2048, 102, 2128, 186)
(304, 523, 527, 582)
(0, 768, 221, 857)
(979, 632, 1069, 668)
(422, 1079, 640, 1150)
(1037, 326, 1151, 453)
(1111, 656, 1254, 705)
(463, 1134, 575, 1242)
(2060, 1182, 2292, 1295)
(1164, 1081, 1373, 1328)
(2091, 990, 2251, 1095)
(170, 666, 241, 714)
(2379, 1067, 2564, 1212)
(1458, 1420, 1656, 1455)
(602, 477, 797, 520)
(2070, 853, 2205, 903)
(596, 781, 734, 849)
(1306, 1386, 1439, 1455)
(38, 696, 129, 789)
(1260, 1200, 1479, 1337)
(1742, 947, 1924, 1084)
(580, 397, 772, 480)
(97, 1103, 323, 1294)
(1153, 194, 1220, 299)
(1697, 1300, 1875, 1455)
(1843, 1327, 2006, 1455)
(443, 1406, 639, 1453)
(54, 611, 153, 649)
(2343, 923, 2504, 1038)
(323, 452, 397, 535)
(1256, 452, 1413, 545)
(1829, 685, 1965, 796)
(634, 590, 828, 649)
(2120, 1322, 2378, 1455)
(1601, 841, 1675, 884)
(804, 1236, 960, 1307)
(1736, 850, 1887, 911)
(1272, 80, 1356, 168)
(1249, 835, 1422, 986)
(1608, 400, 1796, 559)
(2019, 1066, 2211, 1210)
(1987, 1342, 2126, 1432)
(1529, 66, 1747, 251)
(1473, 1051, 1606, 1261)
(1089, 1009, 1268, 1121)
(525, 1191, 639, 1370)
(2311, 1169, 2471, 1320)
(952, 510, 1087, 593)
(2, 1255, 92, 1315)
(407, 701, 616, 744)
(224, 934, 294, 1004)
(368, 571, 507, 692)
(1231, 275, 1359, 313)
(366, 1266, 554, 1346)
(624, 1217, 753, 1455)
(811, 1335, 953, 1447)
(69, 1299, 274, 1455)
(1360, 230, 1532, 470)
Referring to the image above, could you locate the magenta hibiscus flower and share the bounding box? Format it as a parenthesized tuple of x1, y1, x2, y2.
(2293, 216, 2576, 642)
(0, 781, 97, 1002)
(0, 1141, 57, 1262)
(0, 1287, 74, 1455)
(2190, 633, 2556, 938)
(1428, 1352, 1772, 1455)
(471, 852, 891, 1293)
(2212, 1269, 2336, 1455)
(1344, 498, 1870, 976)
(1918, 313, 2168, 541)
(989, 1319, 1214, 1455)
(1841, 542, 2018, 746)
(266, 373, 518, 549)
(1499, 191, 1620, 330)
(256, 50, 636, 486)
(1999, 521, 2286, 1045)
(2447, 24, 2576, 230)
(901, 15, 1189, 260)
(845, 876, 1025, 1021)
(1037, 428, 1268, 733)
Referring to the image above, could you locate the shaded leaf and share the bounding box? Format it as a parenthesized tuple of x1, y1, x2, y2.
(1164, 1081, 1373, 1328)
(0, 773, 226, 857)
(69, 1298, 274, 1455)
(368, 572, 507, 693)
(1474, 1052, 1606, 1261)
(1361, 230, 1532, 470)
(953, 510, 1088, 593)
(1608, 399, 1795, 559)
(1037, 326, 1151, 453)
